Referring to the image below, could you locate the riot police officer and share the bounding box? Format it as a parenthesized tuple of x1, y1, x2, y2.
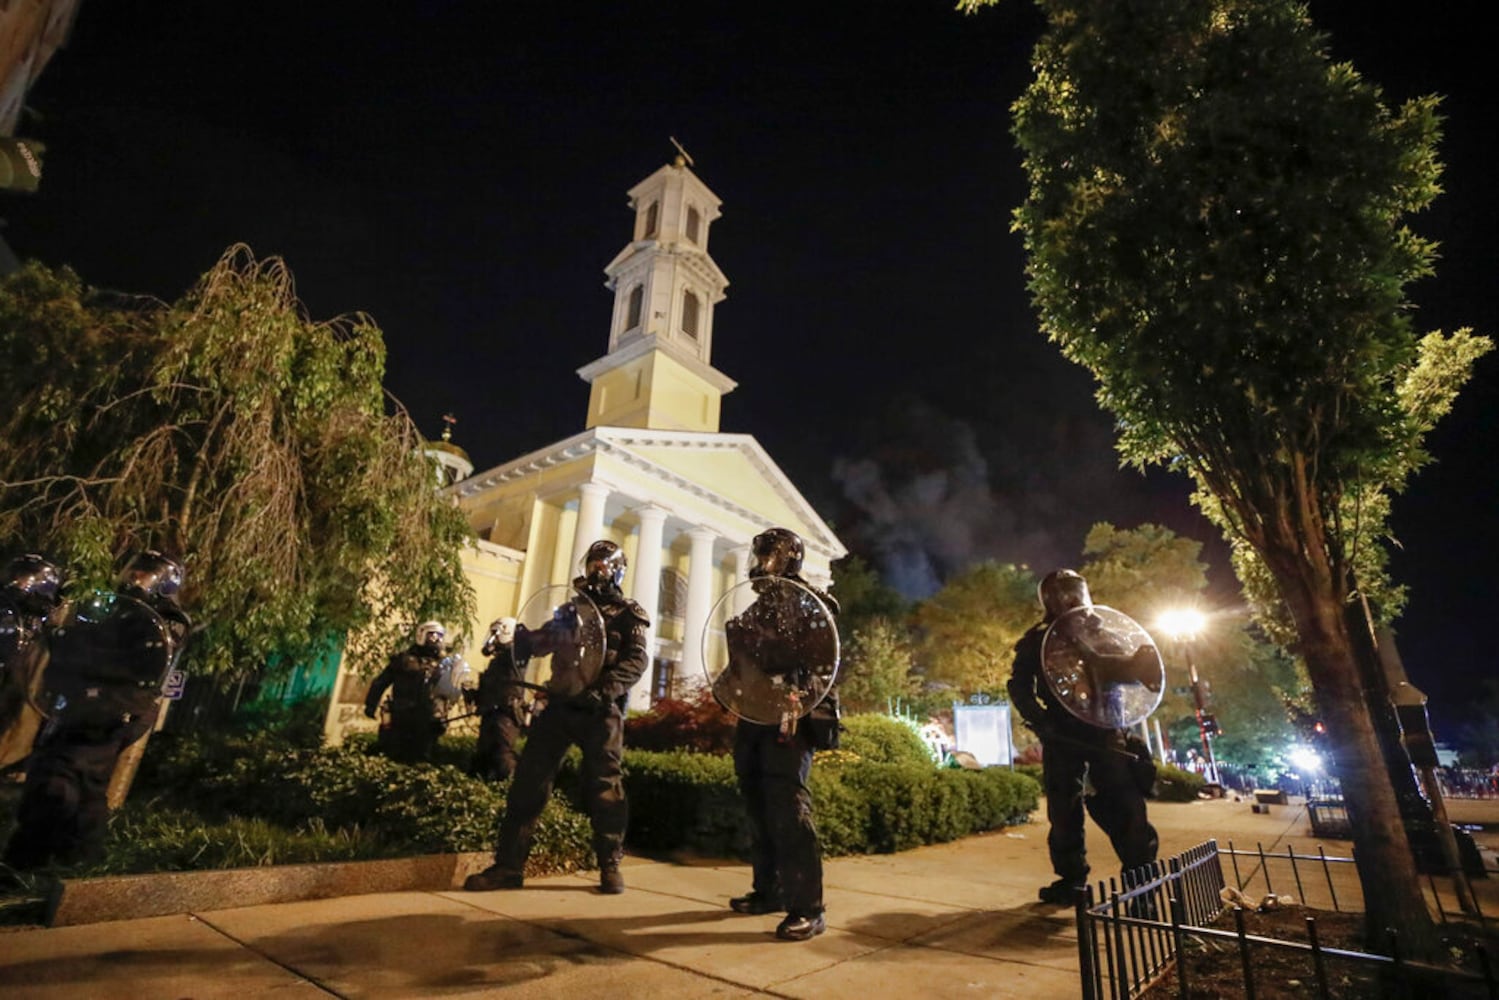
(727, 527, 840, 942)
(3, 550, 189, 871)
(364, 621, 448, 764)
(471, 616, 526, 781)
(1007, 569, 1159, 905)
(465, 539, 650, 895)
(0, 554, 63, 766)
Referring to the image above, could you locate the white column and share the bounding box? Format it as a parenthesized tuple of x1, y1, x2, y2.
(570, 482, 610, 575)
(728, 543, 753, 616)
(627, 504, 669, 710)
(680, 527, 717, 687)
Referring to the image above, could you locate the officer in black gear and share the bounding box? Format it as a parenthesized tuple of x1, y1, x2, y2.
(465, 539, 650, 895)
(3, 550, 190, 870)
(0, 554, 63, 766)
(364, 621, 448, 764)
(470, 616, 526, 780)
(727, 527, 841, 942)
(1008, 569, 1159, 905)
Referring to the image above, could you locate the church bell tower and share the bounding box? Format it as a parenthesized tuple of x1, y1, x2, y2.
(577, 148, 737, 432)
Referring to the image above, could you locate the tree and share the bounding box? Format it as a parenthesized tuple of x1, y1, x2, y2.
(830, 553, 911, 644)
(838, 616, 919, 713)
(996, 0, 1492, 948)
(0, 248, 476, 714)
(913, 561, 1036, 695)
(1078, 522, 1207, 623)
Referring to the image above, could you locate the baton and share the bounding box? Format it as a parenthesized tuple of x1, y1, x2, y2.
(441, 680, 550, 725)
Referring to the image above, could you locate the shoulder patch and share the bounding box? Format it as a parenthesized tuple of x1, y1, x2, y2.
(622, 599, 651, 627)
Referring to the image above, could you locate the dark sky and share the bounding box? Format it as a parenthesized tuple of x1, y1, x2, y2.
(2, 2, 1494, 728)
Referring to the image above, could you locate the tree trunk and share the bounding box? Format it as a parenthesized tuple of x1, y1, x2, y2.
(1278, 572, 1440, 955)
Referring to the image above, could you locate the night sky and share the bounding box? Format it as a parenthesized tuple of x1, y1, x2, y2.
(2, 2, 1494, 730)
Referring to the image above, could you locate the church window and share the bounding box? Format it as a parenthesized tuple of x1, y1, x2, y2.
(643, 201, 659, 239)
(681, 290, 700, 340)
(686, 206, 701, 244)
(626, 286, 643, 330)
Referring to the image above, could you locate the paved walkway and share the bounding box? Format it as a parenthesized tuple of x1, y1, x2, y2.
(2, 795, 1495, 999)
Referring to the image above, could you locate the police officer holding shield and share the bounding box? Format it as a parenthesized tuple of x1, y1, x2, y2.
(465, 539, 650, 895)
(1008, 569, 1160, 905)
(470, 616, 526, 781)
(363, 621, 448, 764)
(0, 554, 63, 763)
(725, 527, 841, 942)
(3, 550, 189, 871)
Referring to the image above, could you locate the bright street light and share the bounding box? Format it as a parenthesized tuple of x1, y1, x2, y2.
(1156, 607, 1206, 640)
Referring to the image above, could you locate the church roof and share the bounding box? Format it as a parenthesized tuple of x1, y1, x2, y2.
(450, 426, 844, 561)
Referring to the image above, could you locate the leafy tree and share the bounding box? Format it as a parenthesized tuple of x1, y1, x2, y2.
(991, 0, 1491, 948)
(0, 247, 476, 687)
(913, 561, 1035, 695)
(838, 616, 919, 713)
(830, 553, 911, 643)
(1078, 522, 1206, 623)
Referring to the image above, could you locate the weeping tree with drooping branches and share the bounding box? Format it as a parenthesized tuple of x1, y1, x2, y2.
(962, 0, 1491, 951)
(0, 245, 476, 708)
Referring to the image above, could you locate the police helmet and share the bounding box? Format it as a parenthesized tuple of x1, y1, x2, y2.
(582, 540, 627, 590)
(4, 554, 62, 615)
(750, 527, 804, 578)
(120, 550, 184, 602)
(415, 621, 445, 648)
(1038, 569, 1091, 621)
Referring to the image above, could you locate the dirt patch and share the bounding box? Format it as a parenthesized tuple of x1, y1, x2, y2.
(1141, 907, 1495, 999)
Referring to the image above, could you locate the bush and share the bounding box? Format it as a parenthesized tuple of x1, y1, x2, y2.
(1156, 763, 1207, 802)
(619, 750, 747, 855)
(840, 713, 936, 766)
(624, 690, 735, 753)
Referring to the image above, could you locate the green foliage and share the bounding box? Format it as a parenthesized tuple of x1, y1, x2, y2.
(623, 689, 736, 753)
(0, 248, 476, 678)
(618, 750, 746, 856)
(914, 561, 1037, 694)
(1155, 763, 1208, 802)
(831, 554, 911, 641)
(839, 617, 919, 713)
(97, 808, 377, 874)
(1080, 523, 1207, 624)
(840, 713, 937, 766)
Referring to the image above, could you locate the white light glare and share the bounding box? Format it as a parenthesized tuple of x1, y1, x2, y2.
(1156, 608, 1207, 639)
(1287, 746, 1323, 775)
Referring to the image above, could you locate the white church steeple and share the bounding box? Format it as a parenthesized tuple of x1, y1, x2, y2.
(577, 147, 737, 432)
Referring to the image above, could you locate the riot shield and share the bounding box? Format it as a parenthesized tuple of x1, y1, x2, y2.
(1041, 604, 1164, 729)
(0, 598, 22, 668)
(703, 576, 839, 726)
(516, 585, 607, 699)
(40, 591, 175, 722)
(434, 653, 473, 703)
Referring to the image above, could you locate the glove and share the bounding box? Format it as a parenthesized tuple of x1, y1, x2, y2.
(573, 687, 614, 713)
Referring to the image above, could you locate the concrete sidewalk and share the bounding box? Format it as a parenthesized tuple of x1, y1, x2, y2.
(0, 796, 1486, 999)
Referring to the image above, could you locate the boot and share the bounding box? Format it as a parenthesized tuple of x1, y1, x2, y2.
(730, 890, 783, 915)
(598, 861, 625, 894)
(463, 864, 523, 891)
(775, 912, 826, 941)
(1037, 878, 1085, 905)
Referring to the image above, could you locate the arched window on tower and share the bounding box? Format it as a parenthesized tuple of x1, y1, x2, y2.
(681, 290, 700, 340)
(643, 201, 659, 239)
(686, 206, 701, 244)
(626, 286, 643, 331)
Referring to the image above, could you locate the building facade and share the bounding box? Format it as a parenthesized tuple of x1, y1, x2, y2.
(325, 156, 844, 741)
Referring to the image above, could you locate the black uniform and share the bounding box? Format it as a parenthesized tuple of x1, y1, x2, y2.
(732, 574, 841, 923)
(1008, 623, 1158, 891)
(489, 579, 649, 875)
(364, 645, 447, 764)
(0, 596, 47, 760)
(471, 641, 527, 781)
(3, 592, 189, 870)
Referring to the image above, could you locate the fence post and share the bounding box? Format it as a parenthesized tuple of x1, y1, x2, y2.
(1306, 916, 1331, 1000)
(1233, 906, 1256, 1000)
(1076, 883, 1098, 1000)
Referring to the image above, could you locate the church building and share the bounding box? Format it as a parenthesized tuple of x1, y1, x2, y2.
(324, 155, 845, 741)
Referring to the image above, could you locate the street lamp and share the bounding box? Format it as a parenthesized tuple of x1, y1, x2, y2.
(1156, 608, 1221, 787)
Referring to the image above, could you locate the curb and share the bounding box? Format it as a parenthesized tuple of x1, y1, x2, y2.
(46, 851, 497, 927)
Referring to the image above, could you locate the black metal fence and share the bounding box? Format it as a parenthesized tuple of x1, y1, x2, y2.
(1076, 839, 1498, 999)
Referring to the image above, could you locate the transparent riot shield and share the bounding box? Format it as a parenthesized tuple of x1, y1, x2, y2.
(516, 585, 607, 699)
(0, 598, 22, 668)
(1041, 604, 1164, 729)
(702, 576, 840, 726)
(39, 591, 175, 722)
